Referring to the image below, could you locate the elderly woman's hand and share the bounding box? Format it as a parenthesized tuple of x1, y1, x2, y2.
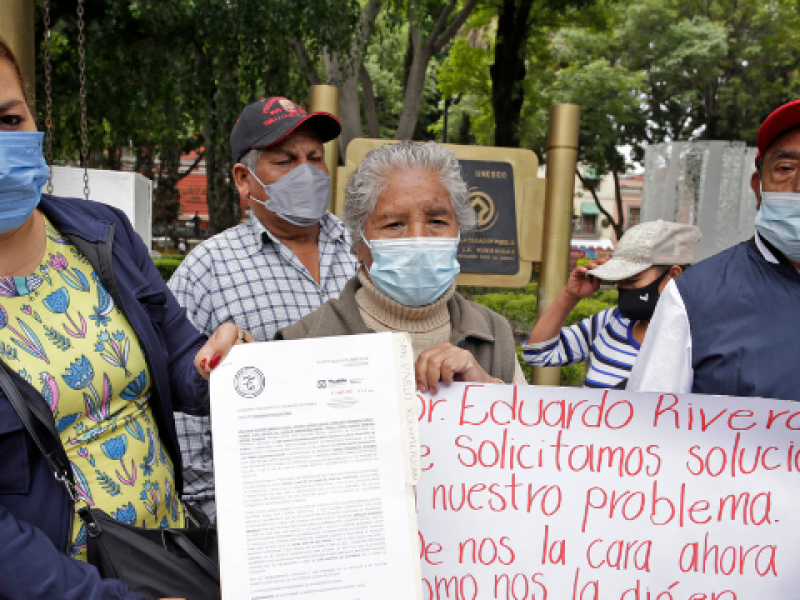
(194, 322, 254, 380)
(415, 342, 499, 394)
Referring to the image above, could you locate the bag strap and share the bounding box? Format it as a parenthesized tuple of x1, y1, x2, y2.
(0, 362, 80, 501)
(164, 529, 220, 583)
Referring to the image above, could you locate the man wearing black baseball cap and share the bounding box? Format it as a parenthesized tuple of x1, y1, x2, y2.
(168, 97, 358, 520)
(629, 100, 800, 401)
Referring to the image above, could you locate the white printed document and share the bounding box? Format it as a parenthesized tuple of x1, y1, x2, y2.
(210, 332, 421, 600)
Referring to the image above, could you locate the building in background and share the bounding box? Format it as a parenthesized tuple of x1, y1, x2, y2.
(568, 168, 643, 270)
(618, 173, 643, 233)
(176, 150, 210, 235)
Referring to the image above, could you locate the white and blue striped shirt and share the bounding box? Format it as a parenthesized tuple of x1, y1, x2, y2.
(521, 308, 640, 388)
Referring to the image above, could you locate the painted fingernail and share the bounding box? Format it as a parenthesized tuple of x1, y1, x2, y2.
(201, 358, 207, 370)
(209, 353, 222, 370)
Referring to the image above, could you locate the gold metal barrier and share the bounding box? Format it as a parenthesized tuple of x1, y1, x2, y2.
(533, 104, 581, 386)
(308, 85, 340, 213)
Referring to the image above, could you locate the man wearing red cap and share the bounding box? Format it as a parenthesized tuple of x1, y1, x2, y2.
(629, 100, 800, 401)
(168, 97, 358, 519)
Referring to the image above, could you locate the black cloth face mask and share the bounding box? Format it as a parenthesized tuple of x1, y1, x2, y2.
(617, 269, 669, 322)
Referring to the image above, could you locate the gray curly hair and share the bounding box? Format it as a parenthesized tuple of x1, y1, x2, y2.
(343, 141, 475, 241)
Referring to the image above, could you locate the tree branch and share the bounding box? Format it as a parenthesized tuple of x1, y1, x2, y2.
(359, 65, 380, 138)
(178, 151, 205, 181)
(429, 0, 457, 47)
(576, 169, 623, 240)
(351, 0, 384, 60)
(612, 171, 625, 239)
(434, 0, 480, 54)
(408, 2, 422, 49)
(292, 40, 322, 86)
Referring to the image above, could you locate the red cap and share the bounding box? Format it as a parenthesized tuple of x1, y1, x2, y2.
(756, 100, 800, 166)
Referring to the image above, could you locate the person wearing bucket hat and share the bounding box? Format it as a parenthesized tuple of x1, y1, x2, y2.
(522, 220, 701, 389)
(168, 97, 358, 519)
(629, 100, 800, 399)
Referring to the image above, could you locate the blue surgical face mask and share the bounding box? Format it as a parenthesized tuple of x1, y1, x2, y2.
(364, 235, 461, 307)
(249, 163, 331, 227)
(0, 132, 50, 235)
(754, 190, 800, 261)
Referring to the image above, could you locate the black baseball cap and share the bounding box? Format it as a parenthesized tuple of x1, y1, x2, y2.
(230, 97, 342, 163)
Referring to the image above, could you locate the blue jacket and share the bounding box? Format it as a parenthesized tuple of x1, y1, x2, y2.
(677, 237, 800, 400)
(0, 195, 209, 600)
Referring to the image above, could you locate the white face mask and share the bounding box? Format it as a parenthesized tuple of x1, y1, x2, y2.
(248, 163, 331, 227)
(363, 235, 461, 306)
(755, 189, 800, 261)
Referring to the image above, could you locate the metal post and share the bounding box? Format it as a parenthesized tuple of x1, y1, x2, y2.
(534, 104, 580, 386)
(0, 0, 35, 103)
(308, 85, 340, 213)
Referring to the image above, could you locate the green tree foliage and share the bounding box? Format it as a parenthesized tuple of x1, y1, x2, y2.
(35, 0, 359, 233)
(620, 0, 800, 144)
(34, 0, 800, 237)
(360, 8, 446, 141)
(435, 7, 496, 143)
(490, 0, 595, 148)
(437, 0, 799, 235)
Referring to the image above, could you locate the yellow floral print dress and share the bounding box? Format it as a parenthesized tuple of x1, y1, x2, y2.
(0, 217, 183, 560)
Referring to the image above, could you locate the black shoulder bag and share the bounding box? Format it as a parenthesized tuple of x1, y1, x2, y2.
(0, 363, 220, 600)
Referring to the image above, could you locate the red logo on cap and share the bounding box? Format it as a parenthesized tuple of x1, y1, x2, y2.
(262, 97, 306, 117)
(261, 97, 307, 129)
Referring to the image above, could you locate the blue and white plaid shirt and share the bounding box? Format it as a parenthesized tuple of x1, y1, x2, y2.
(168, 212, 357, 520)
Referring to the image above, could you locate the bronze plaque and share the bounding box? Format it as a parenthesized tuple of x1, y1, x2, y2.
(457, 160, 519, 275)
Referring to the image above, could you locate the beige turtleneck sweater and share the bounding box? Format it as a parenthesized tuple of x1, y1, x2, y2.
(354, 267, 527, 384)
(355, 267, 455, 361)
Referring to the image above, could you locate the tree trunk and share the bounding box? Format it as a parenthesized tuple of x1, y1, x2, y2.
(395, 0, 479, 140)
(154, 145, 182, 226)
(360, 65, 380, 138)
(295, 0, 384, 155)
(293, 40, 323, 86)
(203, 86, 240, 233)
(105, 140, 123, 171)
(339, 74, 362, 155)
(456, 114, 474, 145)
(202, 118, 218, 233)
(491, 0, 535, 148)
(135, 143, 155, 180)
(395, 43, 433, 139)
(612, 171, 624, 239)
(325, 51, 363, 155)
(576, 169, 624, 241)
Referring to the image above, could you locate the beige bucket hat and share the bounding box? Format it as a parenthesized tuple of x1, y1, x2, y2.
(589, 220, 702, 282)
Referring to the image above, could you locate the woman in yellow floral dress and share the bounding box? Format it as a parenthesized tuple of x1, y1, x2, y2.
(0, 37, 247, 600)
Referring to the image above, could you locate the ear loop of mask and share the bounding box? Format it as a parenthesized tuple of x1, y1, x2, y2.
(248, 168, 268, 208)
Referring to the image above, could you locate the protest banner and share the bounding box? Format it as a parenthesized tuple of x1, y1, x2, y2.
(416, 383, 800, 600)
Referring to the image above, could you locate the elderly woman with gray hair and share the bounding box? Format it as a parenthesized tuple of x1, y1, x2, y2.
(276, 141, 527, 391)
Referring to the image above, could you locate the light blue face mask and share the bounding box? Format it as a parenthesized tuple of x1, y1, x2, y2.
(0, 132, 50, 235)
(249, 163, 331, 227)
(754, 191, 800, 261)
(364, 235, 461, 307)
